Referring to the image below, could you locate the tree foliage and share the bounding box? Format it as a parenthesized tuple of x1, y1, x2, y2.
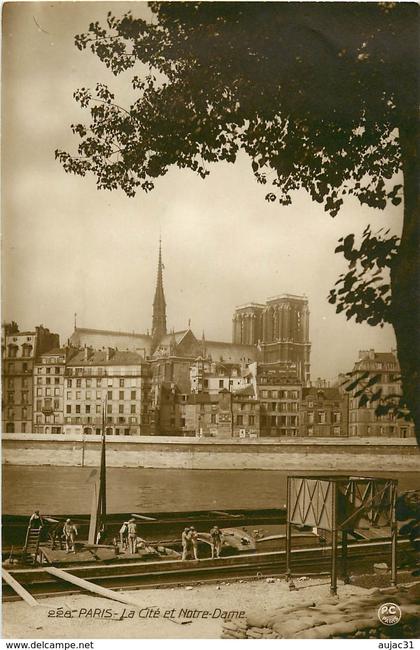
(341, 367, 412, 422)
(328, 226, 398, 327)
(57, 3, 415, 209)
(56, 2, 419, 437)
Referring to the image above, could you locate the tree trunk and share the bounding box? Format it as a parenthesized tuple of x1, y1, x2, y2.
(391, 118, 420, 443)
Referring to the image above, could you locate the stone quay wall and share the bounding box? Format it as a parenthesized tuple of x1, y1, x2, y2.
(2, 434, 419, 471)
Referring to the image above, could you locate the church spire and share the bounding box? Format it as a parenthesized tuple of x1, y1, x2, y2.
(152, 238, 167, 350)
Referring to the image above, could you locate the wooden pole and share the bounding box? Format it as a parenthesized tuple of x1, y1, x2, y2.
(131, 513, 157, 521)
(330, 482, 338, 596)
(331, 528, 338, 596)
(81, 433, 85, 468)
(44, 566, 143, 608)
(341, 530, 349, 584)
(88, 481, 99, 545)
(285, 477, 292, 580)
(2, 569, 39, 607)
(100, 404, 107, 522)
(391, 482, 398, 586)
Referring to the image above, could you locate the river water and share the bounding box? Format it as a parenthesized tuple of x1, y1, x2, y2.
(2, 466, 419, 515)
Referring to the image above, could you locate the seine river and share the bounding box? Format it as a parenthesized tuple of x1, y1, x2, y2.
(2, 466, 418, 515)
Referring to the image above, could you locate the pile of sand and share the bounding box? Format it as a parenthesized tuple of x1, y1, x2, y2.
(221, 581, 420, 639)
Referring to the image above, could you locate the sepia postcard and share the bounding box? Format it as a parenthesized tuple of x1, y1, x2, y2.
(2, 1, 419, 645)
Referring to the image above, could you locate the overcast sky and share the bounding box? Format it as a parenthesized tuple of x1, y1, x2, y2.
(2, 1, 402, 380)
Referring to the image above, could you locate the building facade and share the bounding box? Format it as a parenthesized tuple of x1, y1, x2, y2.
(2, 323, 59, 433)
(33, 348, 69, 434)
(177, 386, 260, 438)
(63, 349, 152, 436)
(250, 362, 302, 437)
(190, 359, 246, 395)
(300, 386, 348, 437)
(347, 350, 415, 438)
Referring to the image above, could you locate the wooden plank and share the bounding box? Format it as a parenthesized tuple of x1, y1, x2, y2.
(44, 566, 143, 607)
(210, 510, 243, 518)
(2, 569, 39, 607)
(130, 513, 157, 521)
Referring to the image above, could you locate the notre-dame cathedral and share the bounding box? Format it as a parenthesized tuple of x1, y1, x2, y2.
(70, 242, 311, 385)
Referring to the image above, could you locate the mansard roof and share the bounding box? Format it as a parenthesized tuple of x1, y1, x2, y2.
(38, 347, 67, 357)
(67, 349, 145, 366)
(357, 351, 397, 363)
(234, 384, 256, 397)
(70, 327, 152, 356)
(205, 340, 257, 364)
(302, 386, 342, 401)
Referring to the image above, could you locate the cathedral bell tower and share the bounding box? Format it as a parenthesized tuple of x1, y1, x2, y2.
(151, 239, 167, 351)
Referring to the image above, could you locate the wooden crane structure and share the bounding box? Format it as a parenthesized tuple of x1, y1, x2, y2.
(286, 475, 398, 595)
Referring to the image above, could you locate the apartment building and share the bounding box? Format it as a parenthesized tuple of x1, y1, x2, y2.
(63, 348, 152, 436)
(33, 348, 69, 434)
(2, 323, 59, 433)
(347, 350, 415, 438)
(301, 386, 348, 437)
(253, 362, 302, 437)
(190, 359, 246, 395)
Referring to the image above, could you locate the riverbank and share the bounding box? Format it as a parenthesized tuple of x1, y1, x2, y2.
(0, 578, 382, 639)
(3, 576, 418, 639)
(2, 434, 419, 471)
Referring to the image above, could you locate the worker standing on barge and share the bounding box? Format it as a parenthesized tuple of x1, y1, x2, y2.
(189, 526, 199, 560)
(181, 526, 192, 560)
(127, 518, 138, 554)
(210, 525, 222, 559)
(63, 518, 78, 553)
(29, 510, 44, 530)
(119, 521, 129, 550)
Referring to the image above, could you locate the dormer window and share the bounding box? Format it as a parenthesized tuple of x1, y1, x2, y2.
(8, 344, 18, 358)
(22, 344, 33, 357)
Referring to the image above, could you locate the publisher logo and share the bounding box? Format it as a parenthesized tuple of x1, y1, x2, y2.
(378, 603, 402, 626)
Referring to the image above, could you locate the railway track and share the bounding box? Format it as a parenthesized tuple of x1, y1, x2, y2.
(3, 538, 416, 602)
